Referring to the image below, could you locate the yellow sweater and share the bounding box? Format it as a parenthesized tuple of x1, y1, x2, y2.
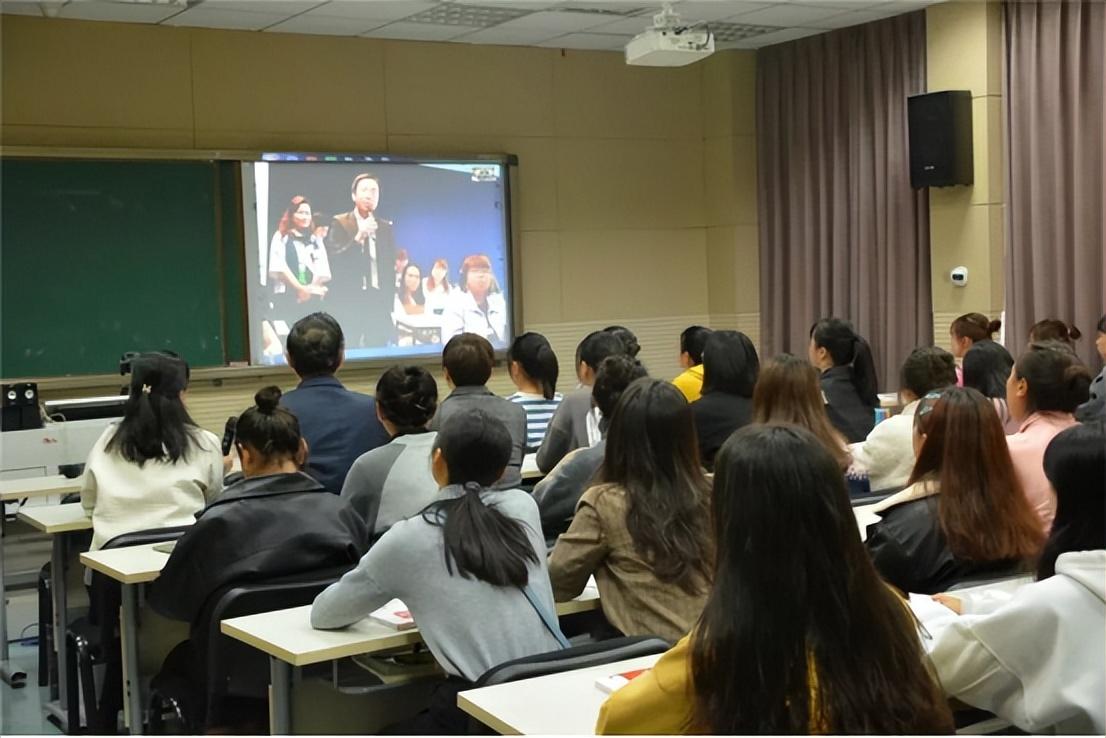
(672, 366, 705, 403)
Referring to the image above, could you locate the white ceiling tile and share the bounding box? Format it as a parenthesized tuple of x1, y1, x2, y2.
(197, 1, 322, 13)
(724, 2, 850, 26)
(677, 1, 774, 21)
(786, 0, 882, 10)
(362, 20, 480, 40)
(57, 2, 186, 23)
(807, 7, 900, 28)
(536, 31, 631, 50)
(490, 9, 614, 32)
(161, 7, 290, 30)
(586, 15, 654, 35)
(303, 1, 437, 21)
(264, 13, 386, 34)
(454, 24, 561, 45)
(727, 24, 822, 47)
(452, 0, 563, 8)
(0, 1, 54, 16)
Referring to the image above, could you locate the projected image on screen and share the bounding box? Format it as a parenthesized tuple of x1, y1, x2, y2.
(242, 156, 512, 365)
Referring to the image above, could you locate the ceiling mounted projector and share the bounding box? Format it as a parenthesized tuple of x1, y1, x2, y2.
(626, 3, 715, 67)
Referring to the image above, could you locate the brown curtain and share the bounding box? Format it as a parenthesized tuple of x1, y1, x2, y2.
(757, 12, 931, 389)
(1005, 0, 1106, 371)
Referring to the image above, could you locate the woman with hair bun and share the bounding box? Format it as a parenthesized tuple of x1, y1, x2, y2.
(1006, 341, 1093, 530)
(1029, 318, 1082, 350)
(950, 313, 1002, 385)
(341, 366, 441, 542)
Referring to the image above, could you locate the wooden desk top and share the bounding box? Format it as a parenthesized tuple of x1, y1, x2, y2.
(458, 653, 662, 735)
(0, 474, 83, 501)
(222, 586, 601, 668)
(80, 542, 173, 584)
(16, 502, 91, 534)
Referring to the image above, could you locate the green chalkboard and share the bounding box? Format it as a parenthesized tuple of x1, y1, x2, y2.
(1, 158, 247, 379)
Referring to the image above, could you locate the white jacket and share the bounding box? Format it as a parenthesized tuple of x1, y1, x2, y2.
(849, 400, 918, 492)
(928, 550, 1105, 734)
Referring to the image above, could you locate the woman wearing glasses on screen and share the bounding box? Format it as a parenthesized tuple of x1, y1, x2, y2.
(441, 253, 508, 344)
(268, 195, 331, 312)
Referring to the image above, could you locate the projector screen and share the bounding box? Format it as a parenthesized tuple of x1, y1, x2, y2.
(241, 155, 513, 366)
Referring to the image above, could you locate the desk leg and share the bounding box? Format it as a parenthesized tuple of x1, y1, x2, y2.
(121, 583, 144, 735)
(270, 657, 292, 735)
(44, 533, 70, 731)
(0, 509, 28, 688)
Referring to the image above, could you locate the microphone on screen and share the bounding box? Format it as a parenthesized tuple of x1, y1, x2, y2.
(221, 416, 237, 456)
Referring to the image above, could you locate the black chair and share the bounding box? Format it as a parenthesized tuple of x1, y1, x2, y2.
(65, 525, 191, 734)
(147, 564, 352, 734)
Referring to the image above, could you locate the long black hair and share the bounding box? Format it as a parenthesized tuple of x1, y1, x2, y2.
(508, 332, 559, 400)
(962, 339, 1015, 399)
(810, 318, 879, 407)
(421, 411, 538, 587)
(235, 386, 302, 464)
(599, 379, 712, 594)
(691, 425, 953, 734)
(1038, 422, 1106, 579)
(375, 366, 438, 435)
(700, 330, 759, 396)
(105, 351, 202, 467)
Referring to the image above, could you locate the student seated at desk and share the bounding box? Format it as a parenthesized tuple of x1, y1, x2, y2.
(949, 313, 1002, 386)
(1005, 340, 1091, 530)
(341, 366, 439, 542)
(690, 330, 759, 470)
(849, 346, 957, 492)
(1075, 313, 1105, 423)
(865, 388, 1044, 595)
(925, 423, 1105, 734)
(431, 333, 527, 489)
(534, 355, 647, 540)
(962, 338, 1020, 434)
(548, 379, 712, 642)
(536, 330, 628, 473)
(81, 351, 223, 552)
(311, 411, 563, 735)
(808, 318, 880, 443)
(671, 325, 711, 402)
(506, 332, 563, 452)
(596, 425, 954, 734)
(280, 312, 390, 493)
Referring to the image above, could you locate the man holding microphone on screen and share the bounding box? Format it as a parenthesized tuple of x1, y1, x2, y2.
(325, 173, 396, 348)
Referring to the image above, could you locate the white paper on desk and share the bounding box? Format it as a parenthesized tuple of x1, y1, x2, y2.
(854, 508, 883, 542)
(908, 593, 960, 651)
(370, 598, 416, 631)
(581, 575, 599, 596)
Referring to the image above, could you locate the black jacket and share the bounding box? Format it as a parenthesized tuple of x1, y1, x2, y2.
(820, 366, 875, 443)
(866, 495, 1024, 595)
(150, 472, 367, 625)
(691, 391, 753, 470)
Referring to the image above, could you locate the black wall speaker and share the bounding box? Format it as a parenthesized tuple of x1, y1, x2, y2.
(908, 90, 974, 188)
(2, 382, 43, 431)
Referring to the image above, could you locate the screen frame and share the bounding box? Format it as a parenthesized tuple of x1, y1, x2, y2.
(240, 152, 519, 369)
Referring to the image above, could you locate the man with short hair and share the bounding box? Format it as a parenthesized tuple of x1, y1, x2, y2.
(325, 173, 397, 348)
(281, 312, 390, 493)
(430, 333, 527, 489)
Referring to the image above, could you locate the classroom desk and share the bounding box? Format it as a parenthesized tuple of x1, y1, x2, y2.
(520, 453, 541, 481)
(1, 474, 83, 689)
(458, 653, 662, 734)
(16, 503, 91, 727)
(221, 585, 602, 734)
(80, 541, 175, 735)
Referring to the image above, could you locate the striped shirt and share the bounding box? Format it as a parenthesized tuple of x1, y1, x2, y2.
(508, 391, 564, 451)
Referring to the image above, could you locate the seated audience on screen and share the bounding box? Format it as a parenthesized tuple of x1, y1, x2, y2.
(311, 412, 563, 734)
(850, 346, 957, 492)
(536, 330, 627, 473)
(440, 254, 507, 343)
(548, 379, 712, 642)
(808, 318, 880, 443)
(672, 325, 712, 402)
(962, 338, 1020, 434)
(752, 354, 851, 470)
(534, 355, 647, 541)
(81, 351, 223, 552)
(431, 333, 526, 489)
(341, 366, 439, 543)
(280, 313, 390, 493)
(925, 423, 1105, 734)
(422, 258, 452, 316)
(506, 332, 563, 452)
(949, 313, 1001, 385)
(1029, 318, 1082, 350)
(865, 387, 1044, 594)
(691, 330, 759, 470)
(596, 425, 954, 735)
(1075, 313, 1106, 423)
(1005, 341, 1092, 530)
(393, 263, 426, 316)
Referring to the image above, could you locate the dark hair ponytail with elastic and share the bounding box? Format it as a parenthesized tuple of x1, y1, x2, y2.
(508, 332, 560, 400)
(421, 412, 538, 587)
(810, 318, 879, 407)
(1014, 341, 1092, 414)
(951, 313, 1001, 343)
(1029, 319, 1082, 347)
(376, 366, 438, 434)
(235, 386, 302, 462)
(106, 351, 200, 467)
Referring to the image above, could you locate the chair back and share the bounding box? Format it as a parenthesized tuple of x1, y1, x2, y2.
(474, 635, 670, 688)
(88, 525, 192, 629)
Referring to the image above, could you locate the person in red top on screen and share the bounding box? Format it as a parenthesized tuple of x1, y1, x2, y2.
(441, 254, 508, 344)
(324, 173, 397, 348)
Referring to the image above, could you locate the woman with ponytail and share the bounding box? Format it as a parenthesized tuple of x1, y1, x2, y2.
(149, 386, 366, 729)
(809, 318, 880, 442)
(507, 332, 563, 451)
(312, 410, 563, 734)
(81, 351, 224, 552)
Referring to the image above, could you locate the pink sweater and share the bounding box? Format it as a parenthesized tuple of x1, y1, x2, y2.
(1006, 412, 1079, 531)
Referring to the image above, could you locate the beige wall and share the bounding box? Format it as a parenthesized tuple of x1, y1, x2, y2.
(925, 1, 1006, 349)
(1, 16, 759, 431)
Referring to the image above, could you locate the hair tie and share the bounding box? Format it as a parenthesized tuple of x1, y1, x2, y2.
(462, 481, 482, 495)
(141, 384, 153, 395)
